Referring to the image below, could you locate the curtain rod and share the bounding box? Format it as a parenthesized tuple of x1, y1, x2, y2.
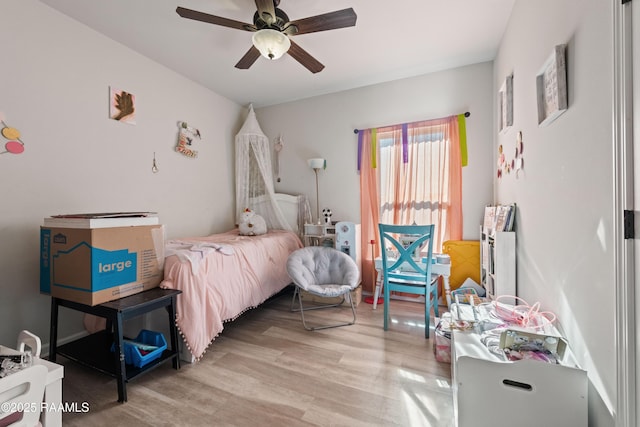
(353, 111, 470, 134)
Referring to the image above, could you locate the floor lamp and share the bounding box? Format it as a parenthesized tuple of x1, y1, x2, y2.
(307, 158, 325, 224)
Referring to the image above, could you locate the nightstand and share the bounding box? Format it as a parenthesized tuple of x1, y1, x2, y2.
(303, 222, 336, 246)
(49, 288, 181, 403)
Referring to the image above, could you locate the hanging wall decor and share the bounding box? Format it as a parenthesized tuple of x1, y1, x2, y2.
(175, 121, 201, 158)
(0, 112, 25, 156)
(513, 131, 524, 177)
(497, 131, 524, 179)
(151, 152, 159, 173)
(110, 87, 136, 124)
(274, 134, 284, 182)
(536, 44, 568, 126)
(498, 73, 514, 133)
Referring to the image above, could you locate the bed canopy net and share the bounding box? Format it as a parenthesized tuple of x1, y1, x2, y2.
(235, 105, 310, 236)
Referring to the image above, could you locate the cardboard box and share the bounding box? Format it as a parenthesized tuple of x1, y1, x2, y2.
(40, 225, 165, 306)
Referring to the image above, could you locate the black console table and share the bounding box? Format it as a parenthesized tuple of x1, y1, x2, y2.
(49, 288, 182, 402)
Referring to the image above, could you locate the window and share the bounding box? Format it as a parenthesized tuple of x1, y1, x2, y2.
(377, 122, 453, 250)
(358, 115, 462, 292)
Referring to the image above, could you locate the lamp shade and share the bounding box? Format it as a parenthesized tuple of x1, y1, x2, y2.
(252, 29, 291, 60)
(307, 158, 326, 170)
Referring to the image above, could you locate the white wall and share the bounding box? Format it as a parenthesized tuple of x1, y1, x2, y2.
(1, 1, 616, 424)
(257, 62, 495, 241)
(634, 1, 640, 420)
(494, 1, 614, 425)
(0, 0, 242, 347)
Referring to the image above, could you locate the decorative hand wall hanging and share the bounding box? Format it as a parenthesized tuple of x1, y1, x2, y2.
(175, 121, 201, 158)
(110, 87, 136, 124)
(0, 113, 25, 156)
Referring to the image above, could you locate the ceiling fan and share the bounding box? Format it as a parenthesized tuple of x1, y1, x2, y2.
(176, 0, 357, 73)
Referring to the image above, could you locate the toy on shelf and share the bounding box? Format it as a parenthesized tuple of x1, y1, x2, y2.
(322, 208, 332, 225)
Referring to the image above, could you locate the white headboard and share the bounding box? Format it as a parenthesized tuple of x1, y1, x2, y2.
(273, 193, 301, 234)
(249, 193, 305, 234)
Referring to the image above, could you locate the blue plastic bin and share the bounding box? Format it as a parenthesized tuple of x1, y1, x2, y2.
(111, 329, 167, 368)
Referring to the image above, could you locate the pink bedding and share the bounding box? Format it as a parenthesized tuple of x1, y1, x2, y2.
(160, 229, 303, 360)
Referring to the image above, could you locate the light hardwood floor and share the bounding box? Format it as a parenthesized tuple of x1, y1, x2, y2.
(61, 289, 454, 426)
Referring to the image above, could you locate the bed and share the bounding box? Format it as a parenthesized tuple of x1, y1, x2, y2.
(159, 193, 306, 361)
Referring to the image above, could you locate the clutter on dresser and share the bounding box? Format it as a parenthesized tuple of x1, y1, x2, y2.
(451, 296, 586, 427)
(446, 295, 565, 365)
(499, 329, 567, 364)
(0, 352, 32, 377)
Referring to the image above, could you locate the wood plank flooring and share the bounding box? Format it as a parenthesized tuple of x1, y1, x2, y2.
(60, 288, 454, 426)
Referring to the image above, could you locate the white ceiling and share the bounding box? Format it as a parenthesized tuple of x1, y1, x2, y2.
(39, 0, 515, 107)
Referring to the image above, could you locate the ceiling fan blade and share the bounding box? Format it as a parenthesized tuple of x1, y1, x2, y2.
(287, 40, 324, 74)
(254, 0, 276, 25)
(284, 8, 357, 36)
(235, 46, 261, 69)
(176, 6, 256, 31)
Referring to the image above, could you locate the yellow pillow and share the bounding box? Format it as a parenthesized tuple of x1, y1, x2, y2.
(442, 240, 480, 290)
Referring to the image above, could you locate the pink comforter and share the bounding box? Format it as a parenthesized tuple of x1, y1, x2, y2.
(160, 229, 302, 360)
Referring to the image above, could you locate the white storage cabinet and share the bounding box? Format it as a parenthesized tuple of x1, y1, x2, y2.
(452, 329, 587, 427)
(480, 229, 516, 304)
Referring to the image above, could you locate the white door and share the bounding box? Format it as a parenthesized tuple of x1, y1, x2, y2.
(615, 1, 637, 426)
(633, 2, 640, 419)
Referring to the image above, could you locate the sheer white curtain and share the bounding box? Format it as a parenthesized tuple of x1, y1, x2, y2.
(235, 105, 291, 231)
(358, 116, 462, 293)
(377, 117, 462, 251)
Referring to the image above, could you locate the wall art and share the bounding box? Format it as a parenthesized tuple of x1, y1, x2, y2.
(499, 73, 513, 133)
(536, 44, 568, 126)
(176, 121, 201, 158)
(497, 131, 524, 179)
(0, 112, 25, 156)
(110, 87, 136, 124)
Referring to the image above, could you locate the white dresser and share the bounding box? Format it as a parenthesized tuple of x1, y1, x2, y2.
(451, 328, 587, 427)
(0, 345, 64, 427)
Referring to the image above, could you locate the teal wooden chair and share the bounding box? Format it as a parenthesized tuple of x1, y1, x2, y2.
(378, 223, 438, 338)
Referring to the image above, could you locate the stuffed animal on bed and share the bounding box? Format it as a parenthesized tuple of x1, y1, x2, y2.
(238, 208, 267, 236)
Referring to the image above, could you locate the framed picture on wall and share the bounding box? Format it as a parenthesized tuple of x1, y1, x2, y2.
(498, 74, 513, 133)
(536, 44, 568, 126)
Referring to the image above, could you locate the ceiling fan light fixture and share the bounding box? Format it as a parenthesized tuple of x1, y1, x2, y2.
(252, 29, 290, 60)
